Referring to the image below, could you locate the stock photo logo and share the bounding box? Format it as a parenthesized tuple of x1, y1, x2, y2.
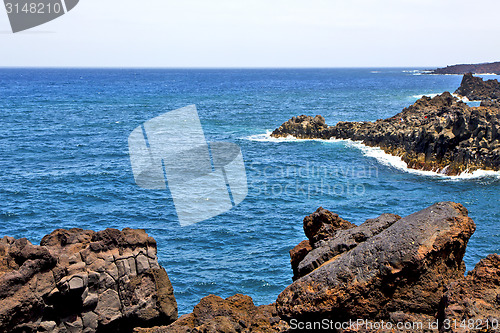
(3, 0, 79, 33)
(128, 105, 248, 227)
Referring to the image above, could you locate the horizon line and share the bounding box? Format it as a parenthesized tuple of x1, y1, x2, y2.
(0, 66, 439, 70)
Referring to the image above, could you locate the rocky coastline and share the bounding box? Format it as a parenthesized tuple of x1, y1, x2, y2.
(454, 73, 500, 103)
(1, 202, 500, 332)
(430, 61, 500, 75)
(271, 74, 500, 176)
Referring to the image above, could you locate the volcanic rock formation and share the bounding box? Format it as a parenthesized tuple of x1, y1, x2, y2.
(134, 295, 289, 333)
(454, 73, 500, 102)
(0, 228, 178, 333)
(272, 79, 500, 175)
(277, 202, 476, 330)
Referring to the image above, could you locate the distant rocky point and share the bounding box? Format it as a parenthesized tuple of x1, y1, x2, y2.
(430, 61, 500, 75)
(271, 74, 500, 175)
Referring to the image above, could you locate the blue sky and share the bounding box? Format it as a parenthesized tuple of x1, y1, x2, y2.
(1, 0, 499, 67)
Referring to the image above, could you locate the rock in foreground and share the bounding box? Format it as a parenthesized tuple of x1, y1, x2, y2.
(439, 254, 500, 332)
(0, 228, 178, 333)
(134, 294, 290, 333)
(277, 202, 476, 327)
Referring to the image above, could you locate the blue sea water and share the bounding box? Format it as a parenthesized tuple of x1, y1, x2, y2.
(0, 68, 499, 315)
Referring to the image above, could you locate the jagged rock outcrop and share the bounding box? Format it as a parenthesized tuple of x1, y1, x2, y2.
(439, 254, 500, 333)
(296, 212, 401, 280)
(302, 207, 356, 245)
(271, 115, 329, 139)
(134, 295, 290, 333)
(289, 207, 355, 280)
(454, 73, 500, 102)
(430, 61, 500, 75)
(276, 202, 476, 330)
(0, 228, 178, 333)
(271, 91, 500, 175)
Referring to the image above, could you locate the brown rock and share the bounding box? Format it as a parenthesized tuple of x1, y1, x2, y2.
(303, 207, 355, 245)
(296, 213, 401, 279)
(289, 240, 312, 281)
(134, 295, 289, 333)
(276, 202, 476, 327)
(0, 228, 177, 333)
(439, 254, 500, 332)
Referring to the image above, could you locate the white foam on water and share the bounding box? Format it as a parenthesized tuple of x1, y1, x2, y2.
(245, 132, 500, 180)
(411, 93, 481, 104)
(451, 93, 477, 103)
(403, 70, 433, 74)
(412, 93, 440, 99)
(244, 131, 345, 143)
(348, 141, 500, 180)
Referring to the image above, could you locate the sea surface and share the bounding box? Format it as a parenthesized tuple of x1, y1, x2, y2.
(0, 68, 499, 315)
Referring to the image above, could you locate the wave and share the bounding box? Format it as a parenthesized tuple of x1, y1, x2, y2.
(244, 131, 345, 143)
(403, 70, 433, 74)
(412, 93, 440, 99)
(244, 132, 500, 180)
(412, 93, 481, 105)
(347, 141, 500, 180)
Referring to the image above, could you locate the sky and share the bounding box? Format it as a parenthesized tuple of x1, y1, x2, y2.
(0, 0, 499, 68)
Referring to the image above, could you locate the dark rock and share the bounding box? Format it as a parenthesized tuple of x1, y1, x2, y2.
(455, 73, 500, 101)
(430, 61, 500, 75)
(0, 228, 177, 333)
(276, 202, 476, 326)
(439, 254, 500, 332)
(331, 92, 500, 175)
(272, 92, 500, 175)
(288, 208, 356, 281)
(480, 99, 500, 108)
(134, 295, 290, 333)
(271, 115, 330, 139)
(297, 213, 401, 279)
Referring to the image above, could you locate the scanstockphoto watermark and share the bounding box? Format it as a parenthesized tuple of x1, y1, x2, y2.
(3, 0, 79, 33)
(289, 318, 438, 331)
(289, 318, 500, 331)
(249, 162, 379, 199)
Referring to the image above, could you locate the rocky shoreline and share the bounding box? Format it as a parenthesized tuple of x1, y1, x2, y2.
(1, 202, 500, 332)
(271, 74, 500, 176)
(430, 61, 500, 75)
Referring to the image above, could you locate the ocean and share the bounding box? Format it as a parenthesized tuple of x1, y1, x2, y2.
(0, 68, 499, 315)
